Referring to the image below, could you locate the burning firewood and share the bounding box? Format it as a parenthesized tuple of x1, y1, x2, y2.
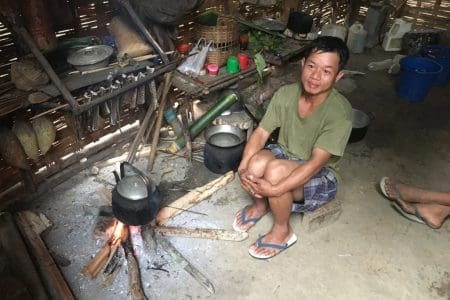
(82, 220, 127, 278)
(122, 226, 148, 300)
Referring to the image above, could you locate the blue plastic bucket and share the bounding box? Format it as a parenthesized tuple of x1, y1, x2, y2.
(422, 45, 450, 86)
(398, 56, 442, 102)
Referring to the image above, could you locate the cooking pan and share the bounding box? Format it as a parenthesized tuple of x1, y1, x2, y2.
(204, 125, 246, 174)
(348, 108, 374, 143)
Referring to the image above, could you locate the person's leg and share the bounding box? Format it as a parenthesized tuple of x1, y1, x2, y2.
(249, 159, 302, 258)
(233, 150, 274, 231)
(382, 178, 450, 228)
(383, 178, 450, 206)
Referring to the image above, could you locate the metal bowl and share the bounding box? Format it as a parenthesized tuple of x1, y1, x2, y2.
(67, 45, 113, 72)
(204, 125, 246, 148)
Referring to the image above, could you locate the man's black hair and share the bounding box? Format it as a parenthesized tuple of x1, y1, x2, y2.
(302, 36, 349, 70)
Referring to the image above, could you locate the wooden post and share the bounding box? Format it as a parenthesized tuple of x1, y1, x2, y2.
(147, 71, 173, 171)
(282, 0, 299, 24)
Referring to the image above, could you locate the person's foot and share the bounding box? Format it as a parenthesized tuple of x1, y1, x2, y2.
(414, 203, 450, 229)
(232, 205, 268, 232)
(380, 177, 416, 203)
(248, 227, 296, 259)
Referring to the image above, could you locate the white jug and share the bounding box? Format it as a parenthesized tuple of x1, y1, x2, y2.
(320, 24, 347, 41)
(347, 22, 367, 53)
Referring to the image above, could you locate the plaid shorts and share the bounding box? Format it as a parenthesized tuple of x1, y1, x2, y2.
(265, 144, 337, 212)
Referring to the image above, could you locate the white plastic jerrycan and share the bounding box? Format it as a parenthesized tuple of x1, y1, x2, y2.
(382, 18, 412, 51)
(347, 22, 367, 53)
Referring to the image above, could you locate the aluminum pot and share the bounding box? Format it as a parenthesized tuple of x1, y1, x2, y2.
(204, 125, 246, 174)
(67, 45, 113, 72)
(348, 108, 373, 143)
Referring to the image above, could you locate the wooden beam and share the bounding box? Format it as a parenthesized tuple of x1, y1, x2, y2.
(14, 211, 75, 300)
(0, 212, 47, 300)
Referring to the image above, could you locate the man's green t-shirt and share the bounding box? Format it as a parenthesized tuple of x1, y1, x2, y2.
(259, 83, 352, 180)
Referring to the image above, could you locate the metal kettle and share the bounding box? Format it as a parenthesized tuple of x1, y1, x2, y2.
(111, 162, 161, 225)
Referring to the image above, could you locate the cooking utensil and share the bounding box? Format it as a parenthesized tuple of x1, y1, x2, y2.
(67, 45, 113, 72)
(111, 162, 161, 225)
(204, 124, 246, 174)
(349, 108, 374, 143)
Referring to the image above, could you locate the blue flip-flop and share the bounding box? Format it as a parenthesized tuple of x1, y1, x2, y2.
(232, 206, 264, 233)
(248, 233, 297, 260)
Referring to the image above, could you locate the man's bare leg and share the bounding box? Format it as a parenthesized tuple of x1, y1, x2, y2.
(384, 178, 450, 206)
(234, 150, 274, 231)
(249, 160, 302, 257)
(383, 178, 450, 227)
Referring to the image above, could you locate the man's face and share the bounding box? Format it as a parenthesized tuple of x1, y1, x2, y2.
(300, 50, 344, 97)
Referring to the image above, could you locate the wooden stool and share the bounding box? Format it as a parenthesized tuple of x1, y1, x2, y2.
(212, 111, 254, 140)
(301, 198, 342, 233)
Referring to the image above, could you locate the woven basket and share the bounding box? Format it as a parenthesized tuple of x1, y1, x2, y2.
(196, 16, 239, 66)
(206, 42, 239, 66)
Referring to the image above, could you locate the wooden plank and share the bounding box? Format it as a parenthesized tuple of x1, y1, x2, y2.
(14, 211, 75, 300)
(0, 212, 48, 300)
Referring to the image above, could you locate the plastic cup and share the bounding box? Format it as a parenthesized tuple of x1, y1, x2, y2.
(237, 53, 249, 70)
(207, 64, 219, 76)
(226, 56, 239, 73)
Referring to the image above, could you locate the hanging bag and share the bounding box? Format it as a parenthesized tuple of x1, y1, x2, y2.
(177, 38, 211, 76)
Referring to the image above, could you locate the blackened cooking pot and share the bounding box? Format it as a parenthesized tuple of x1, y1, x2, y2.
(348, 108, 373, 143)
(112, 162, 161, 225)
(204, 125, 246, 174)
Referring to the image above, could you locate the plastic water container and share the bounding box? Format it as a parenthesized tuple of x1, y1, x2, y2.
(347, 22, 367, 54)
(320, 24, 347, 41)
(398, 56, 442, 102)
(382, 18, 412, 51)
(422, 45, 450, 86)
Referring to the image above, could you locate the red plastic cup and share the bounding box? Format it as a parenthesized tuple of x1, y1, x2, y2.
(237, 53, 249, 70)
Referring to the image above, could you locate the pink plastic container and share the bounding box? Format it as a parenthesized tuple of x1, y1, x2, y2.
(207, 64, 219, 76)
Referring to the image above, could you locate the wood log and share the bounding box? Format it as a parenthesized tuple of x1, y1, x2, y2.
(153, 226, 248, 241)
(82, 243, 111, 278)
(156, 171, 234, 225)
(123, 227, 147, 300)
(14, 211, 75, 300)
(0, 212, 47, 300)
(155, 233, 215, 294)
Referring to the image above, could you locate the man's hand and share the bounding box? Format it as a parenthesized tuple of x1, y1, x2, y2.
(246, 175, 281, 198)
(238, 168, 257, 196)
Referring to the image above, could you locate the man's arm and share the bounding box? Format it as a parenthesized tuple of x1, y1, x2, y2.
(238, 126, 271, 172)
(247, 147, 331, 197)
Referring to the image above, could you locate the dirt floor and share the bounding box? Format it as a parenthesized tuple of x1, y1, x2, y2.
(27, 45, 450, 300)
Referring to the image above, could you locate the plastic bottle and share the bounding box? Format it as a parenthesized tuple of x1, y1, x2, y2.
(347, 22, 367, 54)
(320, 24, 347, 41)
(164, 108, 183, 138)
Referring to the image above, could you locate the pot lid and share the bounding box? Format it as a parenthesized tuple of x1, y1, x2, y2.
(67, 45, 113, 66)
(116, 175, 148, 200)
